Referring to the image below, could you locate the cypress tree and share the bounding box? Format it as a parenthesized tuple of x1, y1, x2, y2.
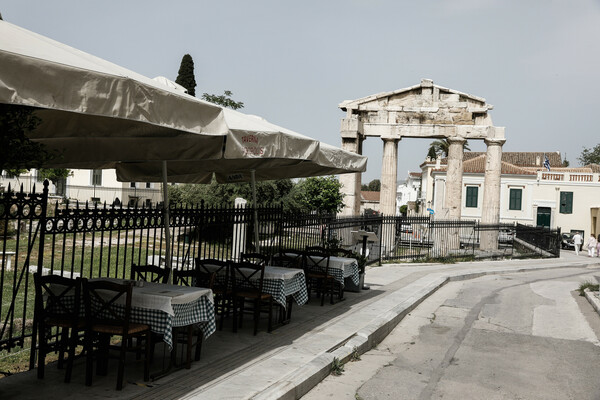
(175, 54, 197, 96)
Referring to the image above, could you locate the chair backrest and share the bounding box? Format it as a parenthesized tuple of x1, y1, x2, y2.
(196, 258, 229, 291)
(197, 271, 216, 289)
(329, 247, 354, 258)
(272, 249, 304, 269)
(34, 273, 81, 325)
(305, 245, 328, 254)
(229, 261, 266, 294)
(173, 268, 215, 289)
(83, 279, 133, 334)
(304, 249, 331, 276)
(240, 252, 270, 266)
(130, 264, 170, 283)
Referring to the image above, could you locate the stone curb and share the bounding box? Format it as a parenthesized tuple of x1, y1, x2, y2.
(584, 289, 600, 316)
(252, 261, 596, 400)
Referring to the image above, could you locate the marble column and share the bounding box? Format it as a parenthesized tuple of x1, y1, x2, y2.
(443, 137, 466, 220)
(380, 138, 399, 217)
(380, 138, 399, 256)
(339, 136, 363, 216)
(480, 138, 505, 251)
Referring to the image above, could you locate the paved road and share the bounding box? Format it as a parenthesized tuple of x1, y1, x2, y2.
(303, 266, 600, 400)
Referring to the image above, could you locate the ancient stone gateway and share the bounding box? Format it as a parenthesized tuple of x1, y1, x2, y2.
(339, 79, 506, 251)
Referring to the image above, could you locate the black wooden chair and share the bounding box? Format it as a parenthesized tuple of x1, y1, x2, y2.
(34, 274, 84, 383)
(130, 263, 170, 283)
(230, 261, 273, 335)
(303, 248, 337, 306)
(196, 258, 231, 330)
(328, 247, 354, 258)
(240, 252, 270, 266)
(82, 279, 151, 390)
(272, 249, 304, 269)
(172, 268, 215, 368)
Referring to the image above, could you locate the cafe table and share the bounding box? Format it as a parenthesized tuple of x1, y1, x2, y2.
(201, 262, 308, 309)
(88, 277, 216, 349)
(289, 253, 360, 288)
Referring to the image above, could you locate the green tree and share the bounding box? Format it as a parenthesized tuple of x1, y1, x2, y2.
(368, 179, 381, 192)
(289, 176, 344, 214)
(202, 90, 244, 110)
(360, 179, 380, 191)
(578, 144, 600, 165)
(427, 145, 437, 159)
(38, 168, 71, 196)
(175, 54, 197, 96)
(0, 104, 54, 170)
(168, 178, 294, 208)
(427, 138, 470, 158)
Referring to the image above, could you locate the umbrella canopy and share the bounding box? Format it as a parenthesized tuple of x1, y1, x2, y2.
(115, 105, 366, 183)
(0, 20, 231, 280)
(115, 111, 367, 252)
(0, 20, 228, 168)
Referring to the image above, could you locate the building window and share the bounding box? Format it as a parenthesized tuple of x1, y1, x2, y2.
(559, 191, 573, 214)
(509, 188, 522, 210)
(146, 182, 151, 189)
(130, 182, 136, 188)
(91, 169, 102, 186)
(465, 186, 478, 208)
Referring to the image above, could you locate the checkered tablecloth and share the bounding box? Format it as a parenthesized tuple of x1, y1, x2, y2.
(306, 256, 360, 287)
(232, 267, 308, 309)
(126, 295, 216, 348)
(261, 268, 308, 308)
(53, 281, 215, 349)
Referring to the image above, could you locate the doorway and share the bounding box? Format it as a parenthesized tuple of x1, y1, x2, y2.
(536, 207, 551, 229)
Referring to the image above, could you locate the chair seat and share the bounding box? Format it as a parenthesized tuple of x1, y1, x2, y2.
(307, 272, 335, 280)
(92, 322, 150, 335)
(235, 290, 272, 300)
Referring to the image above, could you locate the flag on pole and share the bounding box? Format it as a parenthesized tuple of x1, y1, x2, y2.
(543, 154, 551, 171)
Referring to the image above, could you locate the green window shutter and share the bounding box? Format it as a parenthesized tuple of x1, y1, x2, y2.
(560, 191, 573, 214)
(509, 188, 522, 210)
(465, 186, 478, 208)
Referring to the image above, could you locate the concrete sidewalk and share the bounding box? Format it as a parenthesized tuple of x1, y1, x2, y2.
(2, 252, 599, 400)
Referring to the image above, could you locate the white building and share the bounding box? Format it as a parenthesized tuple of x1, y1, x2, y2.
(1, 168, 162, 207)
(421, 151, 600, 237)
(67, 169, 162, 206)
(396, 172, 422, 215)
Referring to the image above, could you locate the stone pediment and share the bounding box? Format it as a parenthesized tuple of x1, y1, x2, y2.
(339, 79, 495, 128)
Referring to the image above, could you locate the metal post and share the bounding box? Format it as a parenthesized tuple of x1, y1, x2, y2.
(162, 161, 172, 283)
(250, 169, 260, 252)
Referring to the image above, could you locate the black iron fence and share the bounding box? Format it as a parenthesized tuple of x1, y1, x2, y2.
(0, 182, 561, 375)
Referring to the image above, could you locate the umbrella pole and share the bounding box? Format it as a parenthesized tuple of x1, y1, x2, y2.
(251, 169, 260, 252)
(162, 160, 172, 283)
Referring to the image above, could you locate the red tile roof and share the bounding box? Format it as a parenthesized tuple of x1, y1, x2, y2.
(361, 191, 380, 202)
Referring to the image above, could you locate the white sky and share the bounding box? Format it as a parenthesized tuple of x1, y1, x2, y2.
(3, 0, 600, 183)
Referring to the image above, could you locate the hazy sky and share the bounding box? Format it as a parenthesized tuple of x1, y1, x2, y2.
(3, 1, 600, 182)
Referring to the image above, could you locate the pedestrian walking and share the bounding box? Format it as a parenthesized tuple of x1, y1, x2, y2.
(573, 232, 583, 255)
(587, 234, 597, 257)
(596, 234, 600, 257)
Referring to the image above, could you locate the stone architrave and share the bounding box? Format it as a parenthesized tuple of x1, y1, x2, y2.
(480, 136, 506, 250)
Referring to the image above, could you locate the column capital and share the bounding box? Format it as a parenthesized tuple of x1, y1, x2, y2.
(446, 136, 467, 145)
(484, 138, 506, 147)
(381, 137, 400, 144)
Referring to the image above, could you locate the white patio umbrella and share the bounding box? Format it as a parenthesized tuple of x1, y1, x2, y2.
(115, 110, 368, 250)
(0, 20, 230, 276)
(0, 20, 228, 168)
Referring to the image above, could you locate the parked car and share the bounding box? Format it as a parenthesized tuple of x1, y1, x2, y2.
(561, 232, 576, 250)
